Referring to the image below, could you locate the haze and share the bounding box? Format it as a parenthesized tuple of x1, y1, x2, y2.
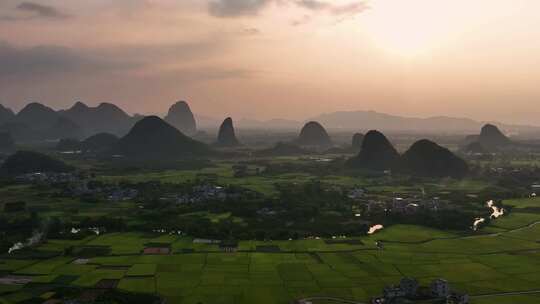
(1, 0, 539, 125)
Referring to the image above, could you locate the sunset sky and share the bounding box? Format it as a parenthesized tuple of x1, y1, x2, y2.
(1, 0, 539, 124)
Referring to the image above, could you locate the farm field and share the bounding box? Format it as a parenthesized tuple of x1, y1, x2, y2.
(2, 219, 540, 304)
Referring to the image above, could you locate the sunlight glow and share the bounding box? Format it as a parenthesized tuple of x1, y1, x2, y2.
(361, 0, 458, 57)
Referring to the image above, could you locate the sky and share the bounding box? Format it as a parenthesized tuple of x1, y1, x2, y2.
(0, 0, 539, 125)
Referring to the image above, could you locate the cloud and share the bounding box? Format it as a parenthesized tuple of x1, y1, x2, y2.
(208, 0, 368, 19)
(296, 0, 368, 16)
(296, 0, 326, 10)
(0, 1, 70, 21)
(209, 0, 271, 17)
(16, 2, 70, 19)
(0, 42, 135, 80)
(0, 39, 252, 86)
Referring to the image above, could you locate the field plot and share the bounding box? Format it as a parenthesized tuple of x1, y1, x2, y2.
(85, 233, 152, 255)
(72, 268, 126, 287)
(13, 257, 73, 275)
(126, 263, 157, 276)
(117, 277, 156, 293)
(366, 224, 459, 243)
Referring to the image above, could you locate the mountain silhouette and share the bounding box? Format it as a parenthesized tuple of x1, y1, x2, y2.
(0, 122, 45, 141)
(0, 104, 15, 125)
(82, 133, 119, 152)
(347, 130, 399, 171)
(112, 116, 210, 160)
(0, 151, 73, 175)
(216, 117, 240, 147)
(400, 139, 469, 178)
(164, 101, 197, 135)
(47, 117, 84, 140)
(310, 110, 540, 134)
(352, 133, 364, 151)
(478, 124, 511, 148)
(296, 121, 332, 148)
(61, 102, 138, 136)
(57, 132, 120, 152)
(0, 132, 15, 152)
(14, 102, 59, 129)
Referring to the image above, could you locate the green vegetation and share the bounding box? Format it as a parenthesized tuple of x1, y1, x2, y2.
(1, 224, 539, 303)
(1, 145, 540, 303)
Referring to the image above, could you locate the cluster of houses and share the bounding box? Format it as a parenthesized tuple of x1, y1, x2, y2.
(66, 181, 139, 202)
(170, 183, 258, 204)
(173, 184, 228, 204)
(362, 197, 447, 216)
(15, 172, 81, 184)
(347, 188, 448, 214)
(16, 170, 252, 205)
(346, 186, 454, 218)
(14, 172, 139, 202)
(372, 278, 469, 304)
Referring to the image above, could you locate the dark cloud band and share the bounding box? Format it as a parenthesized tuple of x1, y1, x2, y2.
(208, 0, 368, 18)
(209, 0, 271, 17)
(17, 2, 70, 19)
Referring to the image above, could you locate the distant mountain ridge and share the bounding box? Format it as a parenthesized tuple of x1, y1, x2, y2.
(60, 102, 139, 136)
(198, 110, 540, 134)
(16, 102, 60, 129)
(3, 102, 540, 140)
(196, 115, 302, 130)
(0, 101, 142, 142)
(310, 110, 540, 134)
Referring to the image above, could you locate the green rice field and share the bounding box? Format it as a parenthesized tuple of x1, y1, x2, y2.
(2, 214, 540, 304)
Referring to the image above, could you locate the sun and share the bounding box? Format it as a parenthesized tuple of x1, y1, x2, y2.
(361, 0, 457, 58)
